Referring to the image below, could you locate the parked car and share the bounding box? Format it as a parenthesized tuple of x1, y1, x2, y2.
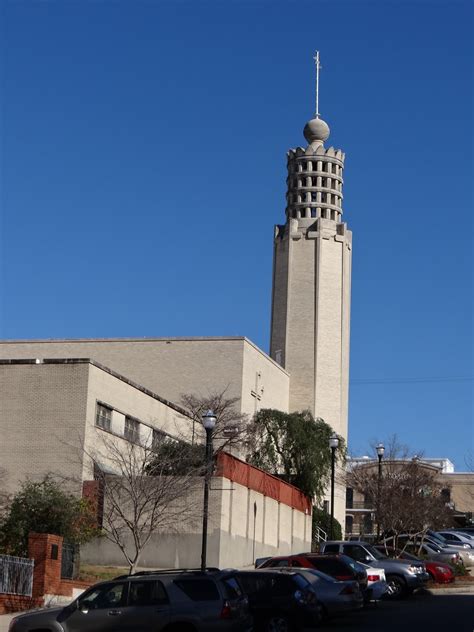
(436, 531, 474, 548)
(234, 568, 322, 631)
(319, 540, 429, 598)
(8, 569, 252, 632)
(383, 534, 471, 567)
(373, 545, 455, 584)
(426, 529, 473, 553)
(357, 562, 388, 600)
(257, 553, 369, 597)
(291, 568, 364, 618)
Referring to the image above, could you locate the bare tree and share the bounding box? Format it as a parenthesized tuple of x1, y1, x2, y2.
(180, 390, 248, 454)
(85, 433, 201, 574)
(347, 437, 453, 545)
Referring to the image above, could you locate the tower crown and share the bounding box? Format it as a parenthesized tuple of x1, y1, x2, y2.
(284, 52, 345, 223)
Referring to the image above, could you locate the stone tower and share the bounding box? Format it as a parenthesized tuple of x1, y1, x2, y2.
(270, 61, 352, 446)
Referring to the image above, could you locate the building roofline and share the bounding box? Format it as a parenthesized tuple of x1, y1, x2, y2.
(0, 336, 290, 376)
(0, 358, 192, 419)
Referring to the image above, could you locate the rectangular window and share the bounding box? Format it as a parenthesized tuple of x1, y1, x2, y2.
(128, 580, 168, 606)
(174, 579, 219, 601)
(124, 417, 141, 443)
(96, 403, 112, 431)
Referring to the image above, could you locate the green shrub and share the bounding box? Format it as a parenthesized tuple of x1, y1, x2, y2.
(312, 506, 342, 549)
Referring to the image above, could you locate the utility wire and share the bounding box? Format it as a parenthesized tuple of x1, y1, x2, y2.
(351, 376, 473, 385)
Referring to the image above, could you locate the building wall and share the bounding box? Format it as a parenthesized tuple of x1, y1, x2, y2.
(0, 362, 89, 494)
(81, 472, 312, 570)
(0, 360, 196, 494)
(0, 338, 290, 417)
(440, 472, 474, 515)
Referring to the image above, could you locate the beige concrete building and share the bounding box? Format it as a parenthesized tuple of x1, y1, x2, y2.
(0, 358, 312, 568)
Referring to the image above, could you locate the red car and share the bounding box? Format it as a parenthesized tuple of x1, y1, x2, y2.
(374, 546, 454, 584)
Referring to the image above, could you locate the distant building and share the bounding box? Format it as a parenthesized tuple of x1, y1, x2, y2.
(345, 456, 474, 537)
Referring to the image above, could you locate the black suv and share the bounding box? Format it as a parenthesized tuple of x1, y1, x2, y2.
(235, 568, 322, 631)
(8, 569, 252, 632)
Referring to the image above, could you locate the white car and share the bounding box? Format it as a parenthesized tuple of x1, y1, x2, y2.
(359, 562, 388, 601)
(437, 531, 474, 548)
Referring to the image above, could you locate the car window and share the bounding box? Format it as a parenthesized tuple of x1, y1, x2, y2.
(275, 559, 290, 567)
(78, 583, 126, 610)
(236, 574, 271, 596)
(174, 579, 220, 601)
(222, 577, 243, 599)
(128, 581, 168, 606)
(323, 544, 339, 553)
(308, 558, 353, 577)
(272, 576, 295, 597)
(342, 545, 367, 562)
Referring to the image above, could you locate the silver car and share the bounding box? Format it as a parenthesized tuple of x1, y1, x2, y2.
(293, 568, 364, 618)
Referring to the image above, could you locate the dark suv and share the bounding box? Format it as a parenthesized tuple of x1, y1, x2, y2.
(235, 568, 322, 631)
(8, 569, 252, 632)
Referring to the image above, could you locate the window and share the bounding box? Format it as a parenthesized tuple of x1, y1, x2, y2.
(78, 582, 126, 610)
(174, 579, 219, 601)
(342, 544, 367, 563)
(124, 416, 140, 443)
(96, 403, 112, 431)
(128, 580, 168, 606)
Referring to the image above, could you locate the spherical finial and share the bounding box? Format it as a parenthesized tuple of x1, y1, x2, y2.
(303, 116, 330, 145)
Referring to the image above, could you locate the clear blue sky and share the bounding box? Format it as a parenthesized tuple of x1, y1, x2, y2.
(1, 1, 472, 468)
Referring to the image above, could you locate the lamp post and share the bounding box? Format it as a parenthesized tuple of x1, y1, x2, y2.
(376, 443, 385, 540)
(329, 433, 339, 540)
(201, 409, 216, 572)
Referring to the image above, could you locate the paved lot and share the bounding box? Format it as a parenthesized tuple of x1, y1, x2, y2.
(1, 588, 472, 632)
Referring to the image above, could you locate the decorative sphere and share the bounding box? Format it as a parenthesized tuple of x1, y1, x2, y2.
(303, 117, 330, 144)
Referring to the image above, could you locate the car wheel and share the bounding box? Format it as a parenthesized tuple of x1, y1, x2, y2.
(385, 575, 406, 599)
(265, 615, 294, 632)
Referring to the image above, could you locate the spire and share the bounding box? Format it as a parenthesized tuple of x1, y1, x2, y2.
(314, 50, 321, 118)
(303, 51, 330, 148)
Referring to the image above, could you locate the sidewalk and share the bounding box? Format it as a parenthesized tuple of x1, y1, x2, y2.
(0, 613, 14, 632)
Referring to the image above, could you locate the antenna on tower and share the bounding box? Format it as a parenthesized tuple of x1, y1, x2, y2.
(313, 51, 322, 118)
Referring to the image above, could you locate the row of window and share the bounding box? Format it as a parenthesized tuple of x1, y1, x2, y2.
(290, 208, 340, 220)
(290, 161, 341, 175)
(289, 192, 341, 205)
(291, 177, 341, 189)
(95, 402, 166, 449)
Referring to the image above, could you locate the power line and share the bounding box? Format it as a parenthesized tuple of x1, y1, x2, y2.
(350, 376, 473, 386)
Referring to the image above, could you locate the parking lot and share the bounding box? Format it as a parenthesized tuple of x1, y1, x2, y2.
(1, 588, 473, 632)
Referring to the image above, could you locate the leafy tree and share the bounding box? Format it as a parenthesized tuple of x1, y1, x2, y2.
(147, 440, 206, 476)
(0, 477, 98, 557)
(246, 409, 345, 500)
(312, 507, 342, 547)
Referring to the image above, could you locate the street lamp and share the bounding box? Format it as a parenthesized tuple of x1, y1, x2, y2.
(376, 443, 385, 540)
(201, 409, 217, 572)
(329, 433, 339, 540)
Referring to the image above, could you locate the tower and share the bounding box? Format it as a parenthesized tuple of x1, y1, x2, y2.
(270, 53, 352, 445)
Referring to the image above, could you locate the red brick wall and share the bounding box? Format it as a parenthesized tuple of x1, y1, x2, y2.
(28, 532, 63, 597)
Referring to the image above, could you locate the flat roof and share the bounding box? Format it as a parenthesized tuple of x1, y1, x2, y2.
(0, 336, 289, 375)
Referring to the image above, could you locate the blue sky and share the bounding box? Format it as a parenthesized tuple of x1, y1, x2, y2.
(1, 0, 472, 468)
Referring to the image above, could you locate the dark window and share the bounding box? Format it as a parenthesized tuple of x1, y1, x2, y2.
(323, 544, 339, 553)
(96, 403, 112, 431)
(346, 488, 354, 508)
(124, 417, 140, 443)
(274, 559, 290, 567)
(342, 544, 367, 563)
(309, 557, 353, 577)
(78, 583, 126, 610)
(222, 577, 243, 599)
(323, 500, 329, 513)
(128, 581, 168, 606)
(51, 544, 59, 560)
(311, 208, 317, 218)
(174, 579, 219, 601)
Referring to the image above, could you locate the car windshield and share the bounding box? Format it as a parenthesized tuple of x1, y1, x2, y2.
(363, 545, 386, 560)
(427, 531, 447, 545)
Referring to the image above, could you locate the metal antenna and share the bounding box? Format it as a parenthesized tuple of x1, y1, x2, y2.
(313, 51, 322, 118)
